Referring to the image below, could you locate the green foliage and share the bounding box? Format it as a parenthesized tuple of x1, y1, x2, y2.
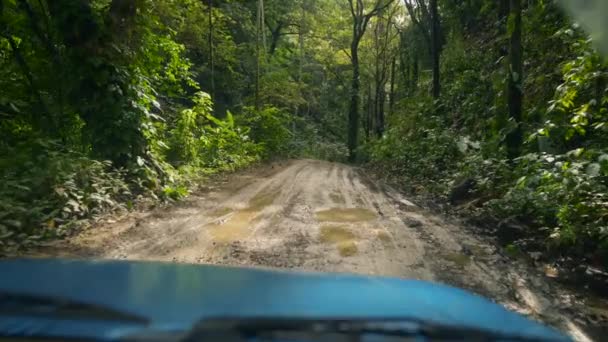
(368, 1, 608, 263)
(0, 0, 321, 248)
(290, 118, 349, 162)
(168, 92, 214, 164)
(0, 139, 131, 246)
(370, 97, 461, 192)
(167, 92, 264, 172)
(162, 184, 189, 201)
(238, 106, 292, 158)
(488, 151, 608, 258)
(539, 38, 608, 149)
(196, 111, 261, 171)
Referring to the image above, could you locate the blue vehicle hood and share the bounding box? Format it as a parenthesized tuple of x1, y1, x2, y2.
(0, 259, 567, 341)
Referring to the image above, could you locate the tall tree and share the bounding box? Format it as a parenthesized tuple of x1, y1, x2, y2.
(255, 0, 266, 109)
(506, 0, 523, 160)
(497, 0, 510, 58)
(208, 0, 215, 100)
(346, 0, 394, 161)
(371, 6, 398, 137)
(388, 55, 396, 116)
(403, 0, 440, 98)
(429, 0, 440, 98)
(403, 0, 431, 52)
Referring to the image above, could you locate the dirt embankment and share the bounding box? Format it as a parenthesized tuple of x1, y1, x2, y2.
(28, 159, 607, 341)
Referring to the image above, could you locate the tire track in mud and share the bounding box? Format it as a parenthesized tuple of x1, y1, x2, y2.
(32, 159, 602, 341)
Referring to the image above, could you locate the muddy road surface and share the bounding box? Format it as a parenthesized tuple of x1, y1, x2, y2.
(32, 159, 606, 341)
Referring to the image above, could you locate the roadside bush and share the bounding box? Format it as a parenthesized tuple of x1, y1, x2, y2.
(370, 98, 460, 193)
(197, 112, 261, 171)
(237, 106, 292, 158)
(366, 9, 608, 265)
(0, 139, 131, 246)
(167, 92, 262, 172)
(487, 151, 608, 260)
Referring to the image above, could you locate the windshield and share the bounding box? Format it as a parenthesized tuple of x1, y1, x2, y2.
(0, 1, 606, 341)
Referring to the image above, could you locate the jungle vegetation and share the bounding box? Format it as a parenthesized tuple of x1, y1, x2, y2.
(1, 0, 607, 267)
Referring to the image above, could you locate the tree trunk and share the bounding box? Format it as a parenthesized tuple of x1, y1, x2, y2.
(373, 21, 382, 137)
(208, 0, 215, 100)
(412, 53, 419, 91)
(376, 86, 385, 137)
(365, 83, 372, 140)
(506, 0, 523, 160)
(268, 22, 283, 55)
(255, 0, 261, 109)
(430, 0, 441, 98)
(346, 0, 394, 160)
(499, 0, 510, 21)
(348, 38, 360, 161)
(298, 1, 305, 115)
(389, 56, 396, 116)
(498, 0, 510, 58)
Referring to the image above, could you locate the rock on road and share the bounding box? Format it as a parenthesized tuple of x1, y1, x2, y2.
(33, 159, 601, 341)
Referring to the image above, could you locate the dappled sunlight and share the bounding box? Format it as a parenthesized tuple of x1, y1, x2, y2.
(1, 0, 607, 340)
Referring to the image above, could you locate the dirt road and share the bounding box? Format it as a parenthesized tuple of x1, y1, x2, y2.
(34, 159, 604, 341)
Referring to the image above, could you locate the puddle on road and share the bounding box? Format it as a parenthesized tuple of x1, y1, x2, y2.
(207, 210, 258, 243)
(315, 208, 377, 223)
(337, 241, 358, 257)
(207, 190, 279, 243)
(206, 189, 280, 243)
(319, 225, 359, 257)
(320, 225, 355, 243)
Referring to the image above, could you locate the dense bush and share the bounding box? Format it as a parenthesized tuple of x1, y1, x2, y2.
(237, 106, 293, 159)
(488, 152, 608, 255)
(0, 0, 305, 248)
(0, 139, 132, 246)
(168, 92, 262, 171)
(368, 3, 608, 264)
(0, 92, 295, 248)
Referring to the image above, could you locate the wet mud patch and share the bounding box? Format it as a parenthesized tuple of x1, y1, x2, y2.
(207, 210, 258, 243)
(206, 188, 280, 243)
(337, 241, 358, 257)
(249, 189, 280, 210)
(316, 208, 377, 223)
(319, 225, 359, 257)
(319, 225, 356, 243)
